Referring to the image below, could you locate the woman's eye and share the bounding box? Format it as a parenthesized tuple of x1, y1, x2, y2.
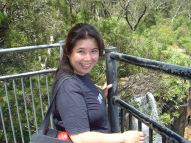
(92, 49, 98, 53)
(77, 50, 84, 53)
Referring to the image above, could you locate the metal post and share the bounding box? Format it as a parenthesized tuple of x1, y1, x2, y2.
(120, 108, 125, 132)
(59, 40, 64, 60)
(105, 46, 120, 133)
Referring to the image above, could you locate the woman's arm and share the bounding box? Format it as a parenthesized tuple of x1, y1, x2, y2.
(70, 130, 144, 143)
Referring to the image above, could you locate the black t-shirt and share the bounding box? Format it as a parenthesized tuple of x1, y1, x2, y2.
(53, 74, 110, 135)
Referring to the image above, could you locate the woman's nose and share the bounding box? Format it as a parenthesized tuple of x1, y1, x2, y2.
(84, 53, 92, 61)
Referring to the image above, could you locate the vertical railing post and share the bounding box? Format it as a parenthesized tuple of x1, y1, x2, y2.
(105, 46, 120, 133)
(59, 40, 64, 60)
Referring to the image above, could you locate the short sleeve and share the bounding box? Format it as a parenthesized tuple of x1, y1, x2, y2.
(55, 77, 90, 135)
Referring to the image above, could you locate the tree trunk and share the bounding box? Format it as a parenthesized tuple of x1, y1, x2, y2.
(170, 106, 187, 136)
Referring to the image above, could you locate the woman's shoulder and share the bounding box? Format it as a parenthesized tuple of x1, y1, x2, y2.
(56, 75, 84, 97)
(58, 74, 82, 89)
(59, 74, 80, 83)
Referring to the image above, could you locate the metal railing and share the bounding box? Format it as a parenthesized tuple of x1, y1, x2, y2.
(0, 69, 56, 143)
(0, 43, 191, 143)
(105, 47, 191, 143)
(0, 42, 63, 143)
(0, 41, 64, 54)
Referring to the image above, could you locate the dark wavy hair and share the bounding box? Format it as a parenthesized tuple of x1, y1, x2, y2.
(56, 23, 104, 79)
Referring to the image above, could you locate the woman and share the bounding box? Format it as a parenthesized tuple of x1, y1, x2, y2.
(53, 23, 144, 143)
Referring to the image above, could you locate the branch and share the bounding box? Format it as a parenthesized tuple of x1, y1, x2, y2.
(124, 0, 134, 30)
(134, 4, 147, 30)
(156, 1, 168, 10)
(0, 37, 4, 43)
(117, 0, 129, 21)
(101, 1, 111, 17)
(125, 12, 133, 30)
(171, 5, 182, 23)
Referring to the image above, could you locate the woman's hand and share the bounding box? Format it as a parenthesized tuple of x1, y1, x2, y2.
(102, 83, 112, 97)
(122, 131, 145, 143)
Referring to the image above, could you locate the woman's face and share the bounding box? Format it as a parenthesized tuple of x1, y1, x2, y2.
(68, 38, 99, 75)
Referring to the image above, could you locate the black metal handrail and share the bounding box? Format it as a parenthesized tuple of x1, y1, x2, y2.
(110, 52, 191, 79)
(105, 47, 191, 143)
(113, 96, 189, 143)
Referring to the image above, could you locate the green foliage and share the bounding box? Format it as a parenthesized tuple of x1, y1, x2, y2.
(156, 75, 189, 125)
(0, 11, 8, 46)
(1, 0, 191, 140)
(161, 46, 191, 66)
(0, 11, 5, 25)
(159, 113, 171, 125)
(141, 8, 157, 29)
(90, 60, 106, 85)
(96, 17, 130, 49)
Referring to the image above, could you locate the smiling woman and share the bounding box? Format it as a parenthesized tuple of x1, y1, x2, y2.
(68, 38, 99, 75)
(52, 23, 144, 143)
